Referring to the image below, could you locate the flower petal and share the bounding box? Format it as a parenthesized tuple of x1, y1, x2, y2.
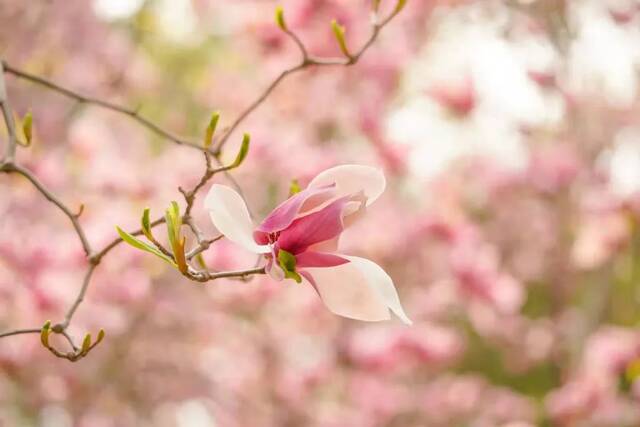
(277, 197, 348, 254)
(343, 256, 412, 325)
(204, 184, 271, 254)
(296, 252, 349, 268)
(303, 261, 390, 322)
(307, 164, 386, 206)
(255, 184, 336, 235)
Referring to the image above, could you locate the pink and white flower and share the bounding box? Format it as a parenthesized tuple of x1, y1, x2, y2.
(204, 164, 411, 324)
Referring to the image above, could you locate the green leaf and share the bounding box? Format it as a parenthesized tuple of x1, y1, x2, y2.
(229, 133, 250, 168)
(204, 111, 220, 149)
(40, 320, 51, 348)
(95, 329, 106, 345)
(164, 202, 187, 273)
(174, 236, 188, 274)
(331, 19, 351, 58)
(289, 179, 302, 196)
(278, 249, 302, 283)
(275, 5, 287, 31)
(81, 333, 91, 355)
(116, 226, 177, 267)
(141, 208, 153, 241)
(22, 111, 33, 145)
(164, 201, 182, 250)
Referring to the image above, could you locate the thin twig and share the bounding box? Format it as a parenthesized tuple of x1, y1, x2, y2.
(0, 62, 17, 162)
(1, 163, 94, 257)
(1, 60, 202, 151)
(0, 328, 41, 338)
(213, 7, 397, 153)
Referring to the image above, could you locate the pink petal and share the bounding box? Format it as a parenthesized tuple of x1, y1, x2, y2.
(296, 252, 349, 268)
(307, 164, 386, 207)
(277, 197, 348, 255)
(255, 184, 336, 235)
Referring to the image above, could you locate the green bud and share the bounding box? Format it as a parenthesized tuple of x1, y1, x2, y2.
(81, 333, 92, 355)
(275, 6, 287, 31)
(22, 111, 33, 146)
(174, 236, 188, 274)
(141, 208, 153, 241)
(165, 201, 182, 249)
(96, 329, 106, 345)
(230, 133, 250, 168)
(331, 20, 351, 59)
(278, 249, 302, 283)
(204, 111, 220, 149)
(40, 320, 51, 348)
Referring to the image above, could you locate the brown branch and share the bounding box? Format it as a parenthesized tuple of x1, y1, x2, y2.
(213, 5, 399, 153)
(187, 266, 266, 283)
(0, 328, 41, 339)
(0, 0, 405, 356)
(1, 60, 202, 152)
(0, 61, 17, 162)
(179, 4, 403, 219)
(0, 162, 93, 257)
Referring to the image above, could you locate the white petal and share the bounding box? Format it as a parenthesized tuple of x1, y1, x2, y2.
(204, 184, 270, 254)
(344, 255, 412, 325)
(304, 261, 390, 322)
(307, 165, 386, 206)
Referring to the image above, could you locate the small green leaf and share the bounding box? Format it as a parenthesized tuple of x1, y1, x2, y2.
(40, 320, 51, 348)
(204, 111, 220, 149)
(116, 226, 177, 267)
(331, 19, 351, 58)
(22, 111, 33, 145)
(229, 133, 250, 168)
(289, 179, 302, 196)
(170, 201, 181, 227)
(275, 5, 287, 31)
(141, 208, 153, 241)
(95, 329, 106, 345)
(174, 236, 188, 274)
(164, 201, 182, 250)
(278, 249, 302, 283)
(81, 333, 91, 355)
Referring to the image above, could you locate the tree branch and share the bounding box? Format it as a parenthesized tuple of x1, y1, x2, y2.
(0, 1, 406, 357)
(1, 60, 202, 151)
(0, 162, 94, 257)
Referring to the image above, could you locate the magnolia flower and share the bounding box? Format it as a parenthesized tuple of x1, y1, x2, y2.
(204, 165, 411, 324)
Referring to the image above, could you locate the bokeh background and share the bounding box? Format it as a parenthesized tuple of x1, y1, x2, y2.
(2, 0, 640, 425)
